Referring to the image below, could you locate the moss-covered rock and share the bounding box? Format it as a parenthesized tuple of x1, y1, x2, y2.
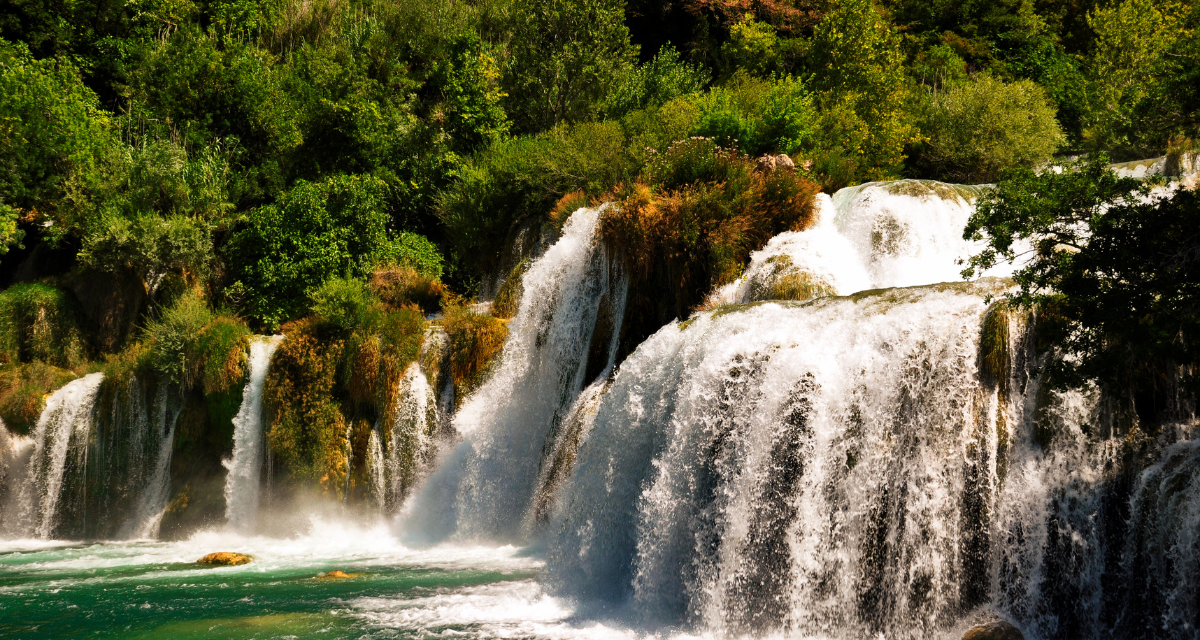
(197, 552, 253, 566)
(0, 362, 79, 435)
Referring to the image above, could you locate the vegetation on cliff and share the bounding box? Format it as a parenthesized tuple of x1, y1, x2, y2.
(0, 0, 1197, 512)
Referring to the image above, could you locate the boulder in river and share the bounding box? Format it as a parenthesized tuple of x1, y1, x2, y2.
(197, 552, 253, 566)
(316, 570, 360, 580)
(962, 620, 1025, 640)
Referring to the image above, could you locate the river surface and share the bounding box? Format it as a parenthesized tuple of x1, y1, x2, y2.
(0, 518, 636, 640)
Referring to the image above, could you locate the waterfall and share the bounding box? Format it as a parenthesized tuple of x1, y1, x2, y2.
(111, 379, 183, 539)
(223, 335, 283, 532)
(367, 429, 386, 510)
(710, 181, 1016, 305)
(528, 179, 1200, 637)
(401, 206, 627, 542)
(386, 362, 439, 512)
(9, 373, 104, 539)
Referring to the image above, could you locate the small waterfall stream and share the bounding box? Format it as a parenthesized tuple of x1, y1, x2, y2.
(223, 335, 283, 532)
(19, 373, 105, 538)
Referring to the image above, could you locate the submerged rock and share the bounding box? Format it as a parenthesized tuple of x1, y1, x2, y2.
(962, 620, 1024, 640)
(315, 570, 359, 580)
(197, 552, 253, 566)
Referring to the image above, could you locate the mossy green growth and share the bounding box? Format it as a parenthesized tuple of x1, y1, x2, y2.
(0, 362, 79, 434)
(980, 301, 1011, 395)
(492, 258, 528, 319)
(0, 283, 89, 368)
(882, 179, 988, 201)
(440, 301, 507, 398)
(266, 279, 425, 497)
(265, 319, 347, 494)
(747, 256, 837, 303)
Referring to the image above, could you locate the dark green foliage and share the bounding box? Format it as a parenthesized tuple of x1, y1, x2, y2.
(0, 39, 109, 251)
(501, 0, 637, 132)
(0, 283, 89, 368)
(909, 75, 1065, 183)
(964, 156, 1200, 420)
(228, 173, 416, 328)
(437, 121, 638, 274)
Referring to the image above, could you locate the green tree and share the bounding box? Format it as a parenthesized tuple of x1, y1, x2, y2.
(503, 0, 637, 132)
(1085, 0, 1187, 154)
(0, 39, 111, 251)
(228, 173, 404, 328)
(807, 0, 919, 178)
(963, 156, 1200, 419)
(910, 75, 1065, 183)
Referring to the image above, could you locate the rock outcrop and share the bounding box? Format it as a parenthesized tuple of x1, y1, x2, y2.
(197, 552, 253, 566)
(962, 620, 1025, 640)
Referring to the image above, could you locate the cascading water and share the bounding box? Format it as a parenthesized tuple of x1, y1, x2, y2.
(386, 362, 440, 512)
(223, 335, 283, 533)
(528, 180, 1198, 638)
(710, 181, 1013, 306)
(10, 373, 104, 538)
(401, 206, 627, 542)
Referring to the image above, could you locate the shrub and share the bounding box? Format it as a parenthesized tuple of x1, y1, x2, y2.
(309, 278, 378, 331)
(440, 300, 507, 397)
(910, 75, 1066, 183)
(145, 290, 213, 386)
(689, 74, 817, 157)
(228, 173, 399, 329)
(0, 363, 79, 435)
(369, 266, 446, 315)
(601, 45, 710, 119)
(0, 283, 89, 368)
(377, 232, 445, 280)
(144, 289, 251, 392)
(605, 138, 821, 299)
(437, 121, 637, 275)
(79, 213, 215, 304)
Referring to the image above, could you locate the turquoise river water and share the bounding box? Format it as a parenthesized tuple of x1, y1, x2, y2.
(0, 518, 633, 640)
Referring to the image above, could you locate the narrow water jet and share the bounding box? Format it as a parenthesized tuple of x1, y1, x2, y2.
(223, 335, 283, 532)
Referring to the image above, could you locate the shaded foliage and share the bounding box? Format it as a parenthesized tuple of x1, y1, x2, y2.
(965, 156, 1200, 421)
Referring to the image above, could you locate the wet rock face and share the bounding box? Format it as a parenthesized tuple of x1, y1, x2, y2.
(197, 552, 252, 566)
(962, 620, 1025, 640)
